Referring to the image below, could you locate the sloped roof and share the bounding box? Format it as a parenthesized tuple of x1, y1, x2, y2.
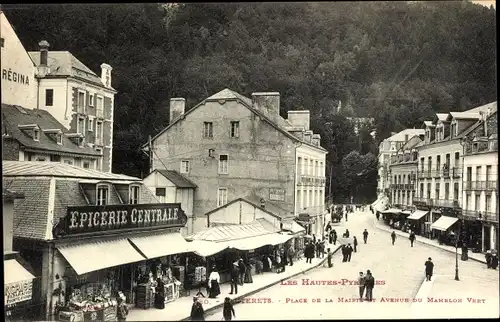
(447, 112, 481, 121)
(434, 113, 449, 122)
(386, 129, 425, 142)
(204, 197, 294, 220)
(423, 121, 434, 127)
(2, 104, 100, 157)
(28, 51, 115, 90)
(466, 101, 497, 114)
(146, 88, 326, 152)
(185, 220, 278, 242)
(156, 169, 197, 188)
(3, 161, 139, 181)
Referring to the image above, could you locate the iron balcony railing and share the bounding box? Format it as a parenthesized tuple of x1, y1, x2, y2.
(442, 165, 451, 178)
(413, 197, 433, 206)
(461, 210, 499, 223)
(452, 167, 462, 178)
(433, 198, 460, 208)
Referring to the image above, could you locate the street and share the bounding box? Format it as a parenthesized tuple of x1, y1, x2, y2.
(205, 210, 500, 320)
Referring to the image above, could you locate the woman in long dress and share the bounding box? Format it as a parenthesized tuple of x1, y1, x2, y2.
(154, 278, 165, 309)
(208, 266, 221, 298)
(244, 260, 253, 283)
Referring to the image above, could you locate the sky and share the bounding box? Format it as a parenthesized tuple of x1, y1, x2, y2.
(471, 0, 496, 8)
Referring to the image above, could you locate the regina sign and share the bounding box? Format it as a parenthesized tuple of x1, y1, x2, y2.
(54, 203, 187, 237)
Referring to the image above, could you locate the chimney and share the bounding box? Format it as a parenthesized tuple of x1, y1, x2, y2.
(312, 134, 321, 147)
(37, 40, 50, 77)
(169, 98, 185, 124)
(304, 130, 313, 143)
(252, 92, 280, 119)
(287, 110, 310, 131)
(100, 63, 113, 88)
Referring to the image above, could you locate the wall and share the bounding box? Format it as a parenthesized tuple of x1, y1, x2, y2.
(0, 12, 38, 109)
(3, 200, 15, 252)
(208, 200, 282, 229)
(37, 78, 68, 128)
(142, 171, 195, 235)
(1, 137, 20, 160)
(151, 99, 296, 232)
(389, 161, 418, 206)
(295, 144, 326, 215)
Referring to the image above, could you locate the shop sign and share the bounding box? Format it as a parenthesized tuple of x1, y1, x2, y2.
(1, 68, 31, 85)
(55, 203, 187, 237)
(4, 280, 33, 305)
(269, 188, 285, 201)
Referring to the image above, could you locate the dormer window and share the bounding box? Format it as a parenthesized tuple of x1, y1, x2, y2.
(96, 184, 110, 205)
(57, 133, 63, 145)
(33, 129, 40, 141)
(129, 185, 140, 204)
(450, 120, 458, 139)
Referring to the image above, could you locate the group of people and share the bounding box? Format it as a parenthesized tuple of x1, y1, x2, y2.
(190, 296, 236, 321)
(357, 270, 375, 301)
(304, 238, 326, 263)
(228, 258, 253, 296)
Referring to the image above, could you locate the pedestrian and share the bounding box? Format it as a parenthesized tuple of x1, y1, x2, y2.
(326, 221, 332, 232)
(409, 232, 416, 247)
(327, 248, 333, 268)
(341, 245, 347, 262)
(345, 211, 348, 222)
(346, 243, 353, 262)
(315, 240, 321, 258)
(313, 234, 316, 244)
(391, 231, 396, 245)
(376, 211, 380, 220)
(333, 230, 338, 245)
(223, 297, 235, 321)
(353, 236, 358, 252)
(424, 257, 434, 281)
(357, 272, 366, 301)
(154, 277, 166, 309)
(288, 244, 295, 266)
(363, 229, 368, 244)
(116, 296, 129, 322)
(280, 248, 287, 273)
(276, 253, 282, 273)
(491, 252, 498, 270)
(344, 229, 350, 238)
(238, 259, 246, 285)
(328, 230, 333, 244)
(364, 270, 375, 301)
(190, 297, 205, 321)
(485, 250, 492, 268)
(244, 259, 254, 283)
(305, 242, 313, 264)
(229, 263, 239, 295)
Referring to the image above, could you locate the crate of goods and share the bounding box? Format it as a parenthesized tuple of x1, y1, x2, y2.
(135, 284, 153, 309)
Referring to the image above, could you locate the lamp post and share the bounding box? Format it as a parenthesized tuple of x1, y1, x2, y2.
(455, 221, 460, 281)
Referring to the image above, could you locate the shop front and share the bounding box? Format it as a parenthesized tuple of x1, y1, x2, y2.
(50, 202, 194, 321)
(430, 215, 459, 246)
(407, 209, 430, 236)
(4, 257, 36, 321)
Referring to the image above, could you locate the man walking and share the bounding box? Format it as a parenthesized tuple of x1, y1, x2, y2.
(345, 210, 348, 222)
(357, 272, 366, 301)
(424, 257, 434, 281)
(363, 229, 369, 244)
(327, 248, 333, 268)
(353, 236, 358, 252)
(229, 263, 239, 295)
(333, 230, 338, 245)
(409, 232, 416, 247)
(238, 259, 246, 285)
(346, 243, 354, 262)
(364, 270, 375, 301)
(391, 231, 396, 245)
(341, 245, 348, 262)
(288, 244, 294, 266)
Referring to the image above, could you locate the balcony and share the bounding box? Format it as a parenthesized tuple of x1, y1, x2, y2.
(452, 167, 461, 178)
(434, 169, 441, 178)
(486, 180, 497, 191)
(464, 181, 486, 191)
(298, 175, 325, 187)
(405, 184, 415, 190)
(413, 197, 433, 206)
(442, 166, 450, 178)
(433, 198, 459, 209)
(461, 210, 499, 223)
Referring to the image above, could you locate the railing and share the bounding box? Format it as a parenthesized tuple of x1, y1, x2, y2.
(442, 166, 450, 178)
(486, 180, 497, 190)
(413, 197, 433, 206)
(452, 167, 461, 178)
(298, 175, 326, 187)
(464, 181, 487, 190)
(405, 184, 415, 190)
(434, 168, 441, 178)
(461, 210, 499, 223)
(433, 198, 459, 208)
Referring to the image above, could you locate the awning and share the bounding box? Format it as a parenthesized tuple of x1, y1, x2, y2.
(283, 221, 306, 234)
(128, 232, 192, 259)
(226, 233, 294, 251)
(56, 237, 146, 275)
(408, 210, 429, 221)
(401, 210, 412, 215)
(188, 240, 229, 257)
(431, 216, 459, 231)
(382, 208, 402, 214)
(4, 259, 35, 284)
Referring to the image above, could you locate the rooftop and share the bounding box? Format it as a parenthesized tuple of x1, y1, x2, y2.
(185, 220, 278, 242)
(2, 161, 139, 181)
(2, 104, 100, 157)
(155, 170, 197, 188)
(385, 128, 425, 142)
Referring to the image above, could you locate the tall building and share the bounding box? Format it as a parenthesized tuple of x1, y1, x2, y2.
(376, 129, 425, 204)
(1, 10, 116, 172)
(144, 89, 328, 234)
(413, 102, 497, 244)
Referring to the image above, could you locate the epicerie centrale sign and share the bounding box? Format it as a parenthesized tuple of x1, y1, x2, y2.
(4, 280, 33, 306)
(61, 203, 187, 236)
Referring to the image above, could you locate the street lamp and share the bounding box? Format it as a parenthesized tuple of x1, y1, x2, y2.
(455, 224, 460, 281)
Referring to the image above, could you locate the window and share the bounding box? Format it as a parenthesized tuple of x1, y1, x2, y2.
(156, 188, 166, 203)
(466, 194, 470, 210)
(218, 154, 228, 174)
(420, 157, 425, 173)
(486, 165, 492, 182)
(57, 134, 63, 145)
(180, 160, 190, 174)
(50, 155, 60, 162)
(83, 161, 90, 169)
(217, 188, 228, 207)
(78, 91, 85, 109)
(89, 94, 94, 107)
(297, 157, 302, 175)
(476, 166, 482, 181)
(64, 160, 73, 165)
(95, 148, 103, 171)
(230, 121, 240, 138)
(0, 37, 4, 47)
(404, 134, 409, 142)
(129, 185, 140, 204)
(78, 117, 85, 134)
(33, 129, 40, 141)
(36, 157, 46, 162)
(96, 121, 103, 145)
(453, 182, 459, 200)
(427, 183, 431, 199)
(436, 155, 441, 171)
(97, 184, 109, 205)
(203, 122, 213, 138)
(454, 152, 460, 167)
(474, 194, 480, 211)
(96, 96, 104, 111)
(444, 183, 450, 199)
(435, 183, 440, 199)
(88, 118, 94, 131)
(45, 89, 54, 106)
(486, 195, 492, 213)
